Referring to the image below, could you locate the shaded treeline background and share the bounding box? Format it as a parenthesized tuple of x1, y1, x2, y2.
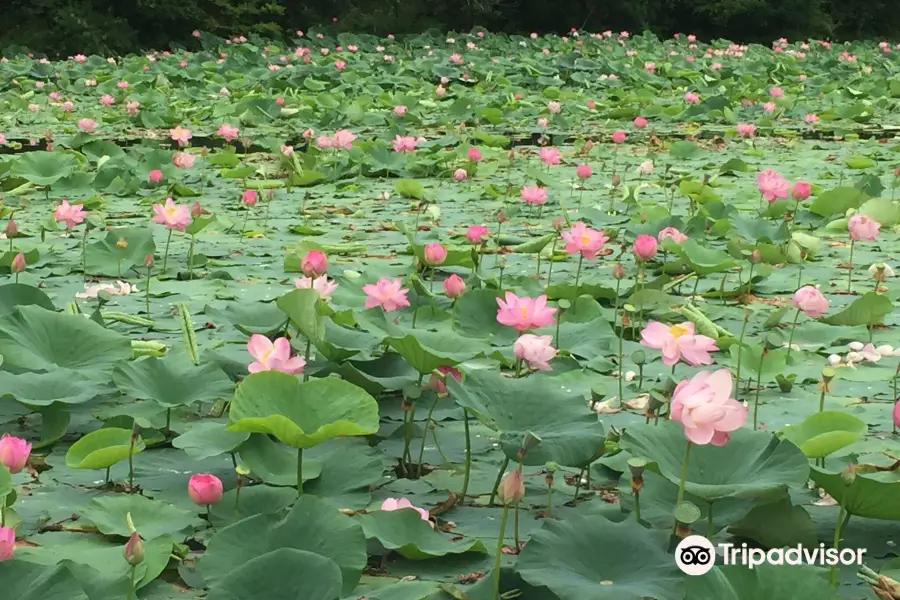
(1, 0, 897, 56)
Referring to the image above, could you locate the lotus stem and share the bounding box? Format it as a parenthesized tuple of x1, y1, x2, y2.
(303, 339, 311, 383)
(615, 277, 623, 403)
(296, 447, 303, 496)
(675, 441, 692, 506)
(127, 565, 137, 600)
(415, 394, 441, 478)
(753, 351, 765, 430)
(848, 240, 855, 292)
(187, 234, 196, 280)
(545, 235, 558, 290)
(492, 504, 510, 600)
(573, 254, 584, 301)
(489, 456, 510, 505)
(735, 310, 750, 403)
(461, 409, 472, 502)
(161, 228, 173, 273)
(786, 308, 801, 362)
(830, 507, 851, 587)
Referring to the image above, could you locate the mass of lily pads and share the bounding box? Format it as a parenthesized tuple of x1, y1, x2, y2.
(2, 26, 900, 600)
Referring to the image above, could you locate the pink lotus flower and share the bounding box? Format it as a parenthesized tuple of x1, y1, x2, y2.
(423, 243, 447, 266)
(187, 473, 224, 505)
(848, 214, 880, 241)
(436, 85, 446, 97)
(247, 334, 306, 374)
(217, 123, 239, 142)
(124, 531, 143, 566)
(561, 221, 608, 259)
(640, 321, 718, 366)
(301, 250, 328, 277)
(294, 275, 338, 300)
(429, 365, 462, 396)
(757, 169, 790, 203)
(393, 105, 407, 116)
(381, 497, 432, 526)
(281, 144, 294, 156)
(576, 164, 592, 179)
(466, 225, 490, 244)
(632, 234, 658, 262)
(894, 398, 900, 430)
(762, 101, 776, 113)
(514, 334, 558, 371)
(538, 146, 562, 166)
(10, 253, 24, 274)
(334, 59, 346, 70)
(77, 118, 97, 133)
(547, 101, 561, 114)
(172, 151, 195, 169)
(684, 92, 700, 104)
(241, 189, 258, 207)
(736, 123, 756, 137)
(520, 185, 548, 205)
(316, 135, 333, 150)
(792, 181, 811, 200)
(792, 285, 829, 318)
(453, 168, 467, 181)
(658, 227, 688, 243)
(392, 135, 418, 152)
(151, 198, 191, 231)
(0, 527, 14, 561)
(671, 369, 747, 446)
(54, 200, 86, 229)
(443, 274, 466, 298)
(61, 101, 75, 112)
(0, 435, 31, 473)
(496, 292, 557, 331)
(363, 278, 411, 311)
(611, 130, 627, 144)
(769, 87, 784, 98)
(125, 101, 140, 115)
(99, 94, 115, 106)
(170, 125, 192, 146)
(467, 147, 482, 162)
(804, 113, 819, 124)
(332, 129, 357, 150)
(633, 116, 648, 128)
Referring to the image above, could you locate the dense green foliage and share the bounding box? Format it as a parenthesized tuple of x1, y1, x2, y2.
(3, 0, 900, 57)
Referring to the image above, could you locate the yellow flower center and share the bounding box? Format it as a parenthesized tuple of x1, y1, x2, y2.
(579, 233, 591, 246)
(519, 305, 529, 318)
(165, 206, 177, 218)
(259, 347, 273, 364)
(668, 324, 690, 338)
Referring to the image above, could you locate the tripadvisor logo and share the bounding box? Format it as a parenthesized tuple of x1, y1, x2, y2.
(675, 535, 866, 576)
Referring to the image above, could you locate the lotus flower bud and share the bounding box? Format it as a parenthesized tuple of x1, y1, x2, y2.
(498, 469, 525, 505)
(10, 253, 25, 274)
(124, 531, 144, 565)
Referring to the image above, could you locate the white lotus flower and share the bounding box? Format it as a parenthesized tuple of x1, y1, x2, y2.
(75, 281, 138, 299)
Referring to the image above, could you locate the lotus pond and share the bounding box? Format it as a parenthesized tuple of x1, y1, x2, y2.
(2, 29, 900, 600)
